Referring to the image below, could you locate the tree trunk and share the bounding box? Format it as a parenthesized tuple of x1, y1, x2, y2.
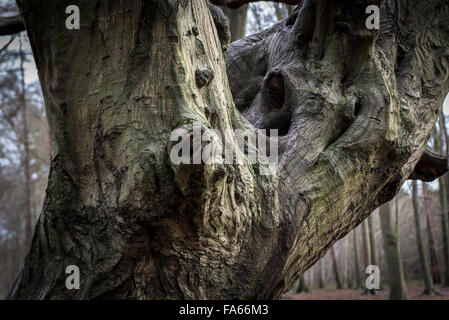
(367, 215, 378, 267)
(296, 275, 309, 293)
(343, 236, 349, 288)
(330, 247, 342, 289)
(7, 0, 449, 299)
(19, 37, 33, 248)
(437, 175, 449, 287)
(361, 219, 376, 294)
(379, 202, 407, 300)
(317, 258, 325, 289)
(412, 181, 436, 295)
(422, 182, 442, 284)
(438, 114, 449, 287)
(223, 5, 248, 42)
(361, 220, 371, 267)
(353, 229, 362, 290)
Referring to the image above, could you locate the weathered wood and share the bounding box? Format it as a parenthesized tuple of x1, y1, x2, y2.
(8, 0, 449, 299)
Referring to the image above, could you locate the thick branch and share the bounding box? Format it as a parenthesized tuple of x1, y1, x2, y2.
(409, 149, 449, 182)
(0, 14, 25, 36)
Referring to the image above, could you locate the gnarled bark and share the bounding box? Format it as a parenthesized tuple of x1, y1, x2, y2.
(8, 0, 449, 299)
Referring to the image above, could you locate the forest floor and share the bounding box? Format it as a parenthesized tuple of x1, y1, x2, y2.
(283, 283, 449, 300)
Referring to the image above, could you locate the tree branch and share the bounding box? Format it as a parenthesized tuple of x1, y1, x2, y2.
(0, 14, 25, 36)
(409, 149, 449, 182)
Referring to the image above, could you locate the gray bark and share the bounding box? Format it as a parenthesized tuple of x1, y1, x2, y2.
(412, 181, 436, 295)
(379, 202, 407, 300)
(422, 182, 442, 284)
(6, 0, 449, 299)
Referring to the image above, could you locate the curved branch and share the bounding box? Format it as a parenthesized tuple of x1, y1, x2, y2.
(409, 148, 449, 182)
(0, 14, 25, 36)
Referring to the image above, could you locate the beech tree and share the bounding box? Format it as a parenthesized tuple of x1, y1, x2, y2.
(2, 0, 449, 299)
(379, 202, 407, 300)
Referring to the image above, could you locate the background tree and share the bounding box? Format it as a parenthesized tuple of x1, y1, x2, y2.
(223, 5, 248, 42)
(422, 182, 442, 284)
(379, 202, 408, 300)
(352, 229, 362, 290)
(412, 181, 437, 295)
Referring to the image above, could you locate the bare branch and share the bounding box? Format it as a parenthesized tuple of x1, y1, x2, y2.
(0, 14, 25, 36)
(409, 149, 449, 182)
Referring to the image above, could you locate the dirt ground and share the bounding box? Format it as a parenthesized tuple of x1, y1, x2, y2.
(283, 283, 449, 300)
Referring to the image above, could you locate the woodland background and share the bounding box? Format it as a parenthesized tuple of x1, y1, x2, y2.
(1, 0, 449, 299)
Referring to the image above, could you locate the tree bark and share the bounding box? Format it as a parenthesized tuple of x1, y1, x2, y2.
(422, 182, 442, 284)
(7, 0, 449, 299)
(379, 202, 407, 300)
(412, 181, 436, 295)
(223, 5, 248, 42)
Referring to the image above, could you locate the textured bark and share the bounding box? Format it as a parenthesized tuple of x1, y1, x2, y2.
(7, 0, 449, 299)
(379, 202, 407, 300)
(412, 181, 436, 295)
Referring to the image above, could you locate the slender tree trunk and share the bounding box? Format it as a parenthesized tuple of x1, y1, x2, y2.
(223, 5, 248, 42)
(379, 202, 408, 300)
(438, 115, 449, 287)
(361, 220, 371, 268)
(437, 176, 449, 287)
(412, 181, 436, 295)
(394, 194, 400, 235)
(422, 182, 442, 284)
(296, 275, 309, 293)
(361, 219, 377, 294)
(19, 37, 33, 248)
(353, 229, 362, 290)
(317, 258, 325, 289)
(343, 236, 349, 288)
(330, 247, 342, 289)
(367, 215, 378, 267)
